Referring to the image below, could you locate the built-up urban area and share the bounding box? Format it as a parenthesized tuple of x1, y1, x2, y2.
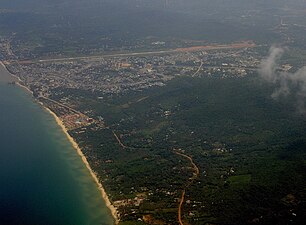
(2, 41, 260, 98)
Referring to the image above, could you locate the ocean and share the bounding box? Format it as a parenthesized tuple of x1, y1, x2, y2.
(0, 64, 114, 225)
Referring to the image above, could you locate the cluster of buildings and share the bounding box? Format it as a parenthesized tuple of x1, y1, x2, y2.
(4, 47, 261, 99)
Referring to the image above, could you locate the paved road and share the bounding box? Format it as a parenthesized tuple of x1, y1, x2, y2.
(22, 42, 256, 64)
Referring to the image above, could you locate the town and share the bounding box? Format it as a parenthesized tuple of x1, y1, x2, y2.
(2, 41, 260, 99)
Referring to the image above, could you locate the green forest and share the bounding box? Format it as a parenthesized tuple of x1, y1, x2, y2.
(61, 75, 306, 224)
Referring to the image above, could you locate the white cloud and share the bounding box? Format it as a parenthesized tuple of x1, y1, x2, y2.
(259, 46, 306, 112)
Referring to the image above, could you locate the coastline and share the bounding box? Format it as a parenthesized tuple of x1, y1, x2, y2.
(45, 107, 119, 225)
(0, 61, 119, 225)
(0, 61, 33, 95)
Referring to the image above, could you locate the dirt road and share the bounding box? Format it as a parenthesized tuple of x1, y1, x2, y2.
(175, 151, 200, 225)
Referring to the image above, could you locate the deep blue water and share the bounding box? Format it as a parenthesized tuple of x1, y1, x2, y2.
(0, 66, 114, 225)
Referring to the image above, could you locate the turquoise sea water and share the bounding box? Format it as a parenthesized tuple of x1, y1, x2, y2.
(0, 66, 114, 225)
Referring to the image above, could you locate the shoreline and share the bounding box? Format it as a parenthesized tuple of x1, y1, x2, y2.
(0, 61, 34, 95)
(0, 61, 119, 225)
(44, 107, 119, 225)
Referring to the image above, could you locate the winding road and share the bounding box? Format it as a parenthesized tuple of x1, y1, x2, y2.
(175, 151, 200, 225)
